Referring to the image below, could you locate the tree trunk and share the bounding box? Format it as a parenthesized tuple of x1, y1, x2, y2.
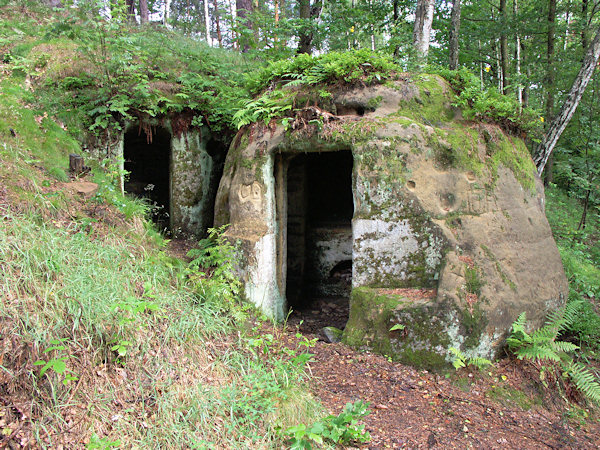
(499, 0, 509, 94)
(582, 0, 589, 51)
(139, 0, 149, 24)
(214, 0, 222, 46)
(297, 0, 323, 55)
(449, 0, 461, 70)
(230, 0, 237, 49)
(544, 0, 557, 185)
(413, 0, 435, 59)
(204, 0, 212, 45)
(514, 0, 522, 108)
(125, 0, 135, 22)
(578, 189, 591, 230)
(564, 0, 571, 50)
(297, 0, 310, 53)
(163, 0, 170, 25)
(393, 0, 400, 57)
(523, 40, 530, 107)
(236, 0, 252, 52)
(534, 26, 600, 175)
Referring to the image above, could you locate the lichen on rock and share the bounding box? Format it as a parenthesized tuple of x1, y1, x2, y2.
(214, 75, 568, 368)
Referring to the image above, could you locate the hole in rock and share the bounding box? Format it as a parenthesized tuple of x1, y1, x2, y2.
(124, 127, 171, 230)
(335, 103, 366, 117)
(279, 150, 354, 336)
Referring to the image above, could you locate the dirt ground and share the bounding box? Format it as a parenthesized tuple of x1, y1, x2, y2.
(284, 298, 600, 449)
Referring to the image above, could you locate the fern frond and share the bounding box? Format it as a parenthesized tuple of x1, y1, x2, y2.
(515, 345, 561, 362)
(544, 308, 567, 330)
(530, 324, 561, 344)
(568, 362, 600, 404)
(469, 357, 492, 369)
(550, 341, 579, 354)
(449, 347, 466, 369)
(563, 300, 585, 331)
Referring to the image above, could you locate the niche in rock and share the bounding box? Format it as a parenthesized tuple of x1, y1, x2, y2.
(124, 127, 171, 229)
(278, 150, 354, 333)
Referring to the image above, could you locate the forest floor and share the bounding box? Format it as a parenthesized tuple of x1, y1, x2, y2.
(282, 300, 600, 449)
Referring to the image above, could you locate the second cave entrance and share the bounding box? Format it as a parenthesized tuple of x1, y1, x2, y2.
(123, 127, 171, 230)
(276, 150, 354, 334)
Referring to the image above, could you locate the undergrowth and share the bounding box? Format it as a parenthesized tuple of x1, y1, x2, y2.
(545, 186, 600, 352)
(0, 53, 327, 447)
(432, 66, 544, 139)
(1, 2, 250, 143)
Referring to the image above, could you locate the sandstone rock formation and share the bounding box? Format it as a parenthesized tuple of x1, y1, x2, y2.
(214, 74, 568, 369)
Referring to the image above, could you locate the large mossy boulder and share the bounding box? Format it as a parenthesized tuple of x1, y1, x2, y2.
(214, 74, 568, 368)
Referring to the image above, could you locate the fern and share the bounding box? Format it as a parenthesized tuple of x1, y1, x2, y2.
(507, 303, 600, 404)
(567, 363, 600, 404)
(449, 347, 492, 370)
(507, 306, 581, 362)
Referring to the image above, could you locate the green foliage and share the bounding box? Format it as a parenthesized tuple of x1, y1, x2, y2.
(507, 306, 580, 363)
(1, 7, 249, 142)
(87, 434, 121, 449)
(247, 49, 397, 94)
(33, 338, 78, 385)
(449, 347, 492, 370)
(545, 186, 600, 351)
(464, 266, 483, 296)
(507, 306, 600, 404)
(567, 362, 600, 404)
(285, 400, 371, 449)
(233, 50, 396, 128)
(232, 90, 293, 129)
(432, 66, 544, 138)
(187, 225, 241, 308)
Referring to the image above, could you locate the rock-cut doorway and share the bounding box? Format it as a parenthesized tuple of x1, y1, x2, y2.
(275, 150, 354, 336)
(123, 127, 171, 230)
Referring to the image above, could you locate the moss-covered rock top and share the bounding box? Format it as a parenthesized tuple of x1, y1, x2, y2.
(1, 4, 251, 142)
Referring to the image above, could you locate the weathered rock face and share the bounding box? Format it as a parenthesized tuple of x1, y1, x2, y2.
(214, 75, 568, 369)
(102, 121, 224, 235)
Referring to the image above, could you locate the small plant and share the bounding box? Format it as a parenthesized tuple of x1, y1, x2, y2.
(506, 305, 580, 362)
(113, 282, 161, 325)
(87, 434, 121, 449)
(110, 338, 133, 358)
(187, 225, 241, 307)
(34, 338, 78, 385)
(449, 347, 492, 370)
(285, 400, 371, 449)
(507, 304, 600, 404)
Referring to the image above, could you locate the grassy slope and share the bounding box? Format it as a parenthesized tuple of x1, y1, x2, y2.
(0, 8, 322, 448)
(0, 86, 322, 447)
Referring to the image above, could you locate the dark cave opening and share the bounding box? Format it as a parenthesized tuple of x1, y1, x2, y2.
(282, 150, 354, 334)
(123, 127, 171, 230)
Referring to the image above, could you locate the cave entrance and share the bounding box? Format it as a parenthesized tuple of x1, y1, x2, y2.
(276, 150, 354, 335)
(124, 127, 171, 230)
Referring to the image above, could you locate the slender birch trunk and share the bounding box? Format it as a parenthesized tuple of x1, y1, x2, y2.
(499, 0, 509, 94)
(413, 0, 435, 59)
(534, 27, 600, 175)
(204, 0, 212, 45)
(214, 0, 222, 46)
(514, 0, 522, 109)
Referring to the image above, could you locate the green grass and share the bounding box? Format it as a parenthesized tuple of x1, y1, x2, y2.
(0, 34, 323, 445)
(546, 186, 600, 352)
(0, 174, 322, 447)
